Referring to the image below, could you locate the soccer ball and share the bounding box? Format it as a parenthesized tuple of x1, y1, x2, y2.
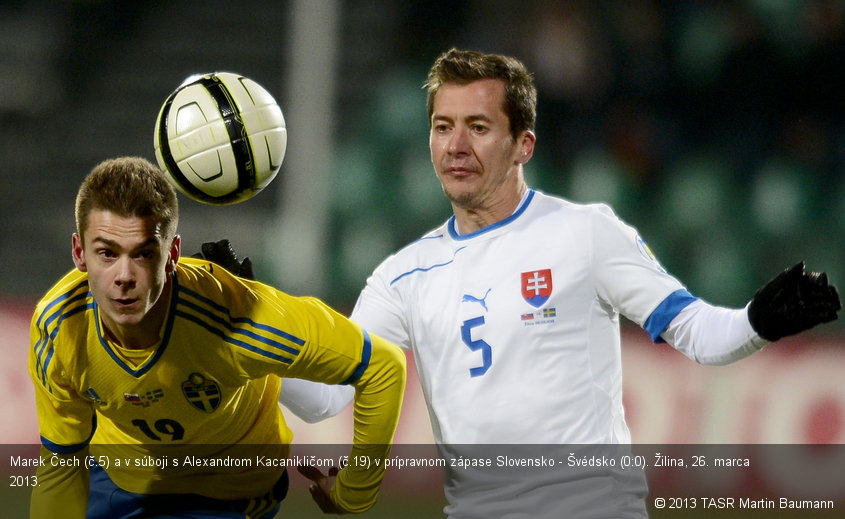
(153, 72, 287, 205)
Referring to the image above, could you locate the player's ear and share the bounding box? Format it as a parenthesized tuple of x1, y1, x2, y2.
(71, 233, 87, 272)
(516, 130, 536, 165)
(165, 235, 181, 273)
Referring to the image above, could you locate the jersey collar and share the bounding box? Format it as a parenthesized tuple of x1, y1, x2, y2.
(94, 271, 179, 377)
(447, 189, 535, 241)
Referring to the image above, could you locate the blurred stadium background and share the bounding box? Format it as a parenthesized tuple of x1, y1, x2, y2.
(1, 1, 843, 517)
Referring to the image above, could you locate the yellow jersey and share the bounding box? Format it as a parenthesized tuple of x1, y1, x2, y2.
(29, 257, 404, 511)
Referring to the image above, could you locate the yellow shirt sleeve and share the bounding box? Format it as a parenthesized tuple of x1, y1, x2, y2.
(330, 332, 406, 513)
(251, 295, 406, 513)
(30, 446, 89, 519)
(29, 273, 96, 451)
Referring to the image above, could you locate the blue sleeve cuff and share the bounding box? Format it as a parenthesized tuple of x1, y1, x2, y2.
(41, 437, 89, 454)
(643, 289, 698, 343)
(341, 329, 372, 385)
(40, 414, 96, 454)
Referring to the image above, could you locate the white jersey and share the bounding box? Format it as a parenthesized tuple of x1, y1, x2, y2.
(351, 189, 697, 517)
(352, 189, 692, 444)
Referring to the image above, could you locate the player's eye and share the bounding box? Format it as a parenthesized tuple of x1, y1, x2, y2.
(136, 250, 157, 261)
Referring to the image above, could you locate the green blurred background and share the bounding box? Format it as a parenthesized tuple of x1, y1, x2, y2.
(1, 0, 843, 317)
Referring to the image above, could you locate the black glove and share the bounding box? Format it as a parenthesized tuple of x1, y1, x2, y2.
(747, 261, 841, 341)
(191, 239, 255, 280)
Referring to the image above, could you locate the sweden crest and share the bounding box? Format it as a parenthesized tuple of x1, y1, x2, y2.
(182, 372, 221, 413)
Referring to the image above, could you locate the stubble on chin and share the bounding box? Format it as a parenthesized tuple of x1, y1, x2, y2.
(440, 176, 482, 211)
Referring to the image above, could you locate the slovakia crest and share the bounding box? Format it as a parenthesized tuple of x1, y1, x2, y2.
(182, 373, 221, 413)
(521, 269, 553, 308)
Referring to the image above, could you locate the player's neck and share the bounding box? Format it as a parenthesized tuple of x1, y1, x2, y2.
(452, 181, 528, 235)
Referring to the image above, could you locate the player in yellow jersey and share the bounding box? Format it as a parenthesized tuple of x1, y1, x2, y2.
(28, 156, 407, 518)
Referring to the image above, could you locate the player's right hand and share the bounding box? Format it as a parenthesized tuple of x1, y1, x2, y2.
(297, 464, 343, 514)
(747, 261, 841, 341)
(191, 239, 255, 280)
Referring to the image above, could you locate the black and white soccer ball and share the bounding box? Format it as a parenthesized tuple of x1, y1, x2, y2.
(153, 72, 287, 205)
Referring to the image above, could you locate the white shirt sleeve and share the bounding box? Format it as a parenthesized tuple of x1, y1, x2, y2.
(350, 267, 413, 350)
(278, 378, 354, 423)
(659, 299, 769, 365)
(589, 204, 689, 329)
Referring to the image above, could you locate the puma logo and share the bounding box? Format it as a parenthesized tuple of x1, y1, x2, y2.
(462, 289, 492, 311)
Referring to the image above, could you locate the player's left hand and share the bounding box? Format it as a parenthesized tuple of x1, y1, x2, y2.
(192, 239, 255, 280)
(297, 464, 343, 514)
(747, 261, 841, 342)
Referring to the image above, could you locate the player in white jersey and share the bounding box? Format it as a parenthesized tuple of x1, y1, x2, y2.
(355, 188, 689, 445)
(354, 190, 689, 516)
(283, 49, 841, 517)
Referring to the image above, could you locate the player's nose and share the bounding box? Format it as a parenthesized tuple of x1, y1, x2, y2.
(447, 127, 472, 155)
(113, 257, 136, 286)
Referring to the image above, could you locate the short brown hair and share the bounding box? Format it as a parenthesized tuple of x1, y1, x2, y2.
(75, 156, 179, 239)
(424, 48, 537, 139)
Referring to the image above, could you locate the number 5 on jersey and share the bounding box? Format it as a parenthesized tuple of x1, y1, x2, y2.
(461, 316, 492, 377)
